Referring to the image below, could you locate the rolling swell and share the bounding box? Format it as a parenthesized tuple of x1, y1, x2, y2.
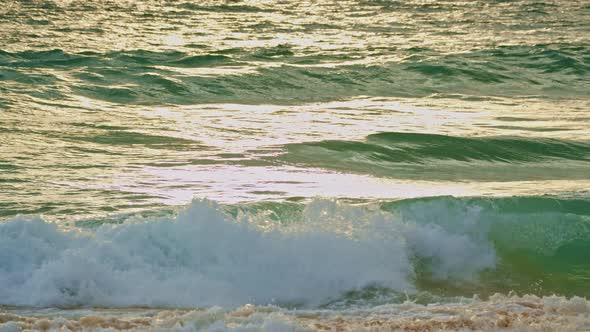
(273, 132, 590, 180)
(0, 196, 589, 308)
(1, 43, 588, 105)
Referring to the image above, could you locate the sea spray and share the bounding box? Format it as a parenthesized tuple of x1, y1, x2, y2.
(0, 198, 509, 308)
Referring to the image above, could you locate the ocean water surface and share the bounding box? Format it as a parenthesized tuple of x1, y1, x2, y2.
(1, 0, 590, 331)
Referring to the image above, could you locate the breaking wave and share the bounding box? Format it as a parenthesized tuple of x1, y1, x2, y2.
(1, 196, 589, 309)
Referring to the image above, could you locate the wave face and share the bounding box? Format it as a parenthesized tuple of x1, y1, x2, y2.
(1, 197, 589, 308)
(274, 132, 590, 180)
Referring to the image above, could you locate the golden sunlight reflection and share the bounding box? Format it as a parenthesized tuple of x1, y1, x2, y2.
(4, 93, 585, 219)
(131, 97, 586, 156)
(161, 34, 185, 46)
(71, 163, 590, 206)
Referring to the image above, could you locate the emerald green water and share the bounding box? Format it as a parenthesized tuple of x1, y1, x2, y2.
(0, 0, 589, 313)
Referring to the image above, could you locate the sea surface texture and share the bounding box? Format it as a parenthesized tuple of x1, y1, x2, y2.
(1, 0, 589, 331)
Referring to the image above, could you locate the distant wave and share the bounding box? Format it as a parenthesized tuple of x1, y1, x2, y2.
(272, 132, 590, 180)
(1, 43, 588, 104)
(1, 196, 589, 308)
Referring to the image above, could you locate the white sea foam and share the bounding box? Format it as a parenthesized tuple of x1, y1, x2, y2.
(2, 294, 590, 331)
(0, 199, 496, 308)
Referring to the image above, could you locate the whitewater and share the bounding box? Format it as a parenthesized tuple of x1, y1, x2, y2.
(1, 0, 589, 330)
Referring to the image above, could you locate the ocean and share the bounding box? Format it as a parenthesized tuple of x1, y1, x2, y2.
(0, 0, 589, 331)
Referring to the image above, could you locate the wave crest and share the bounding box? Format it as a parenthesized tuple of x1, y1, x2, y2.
(2, 196, 589, 308)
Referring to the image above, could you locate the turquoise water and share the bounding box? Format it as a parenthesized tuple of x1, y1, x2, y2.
(1, 0, 590, 330)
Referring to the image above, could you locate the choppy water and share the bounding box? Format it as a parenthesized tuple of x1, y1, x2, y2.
(1, 0, 590, 331)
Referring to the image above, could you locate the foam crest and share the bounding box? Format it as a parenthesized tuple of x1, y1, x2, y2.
(0, 199, 497, 308)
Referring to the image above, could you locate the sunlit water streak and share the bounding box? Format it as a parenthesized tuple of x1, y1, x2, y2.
(0, 0, 589, 330)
